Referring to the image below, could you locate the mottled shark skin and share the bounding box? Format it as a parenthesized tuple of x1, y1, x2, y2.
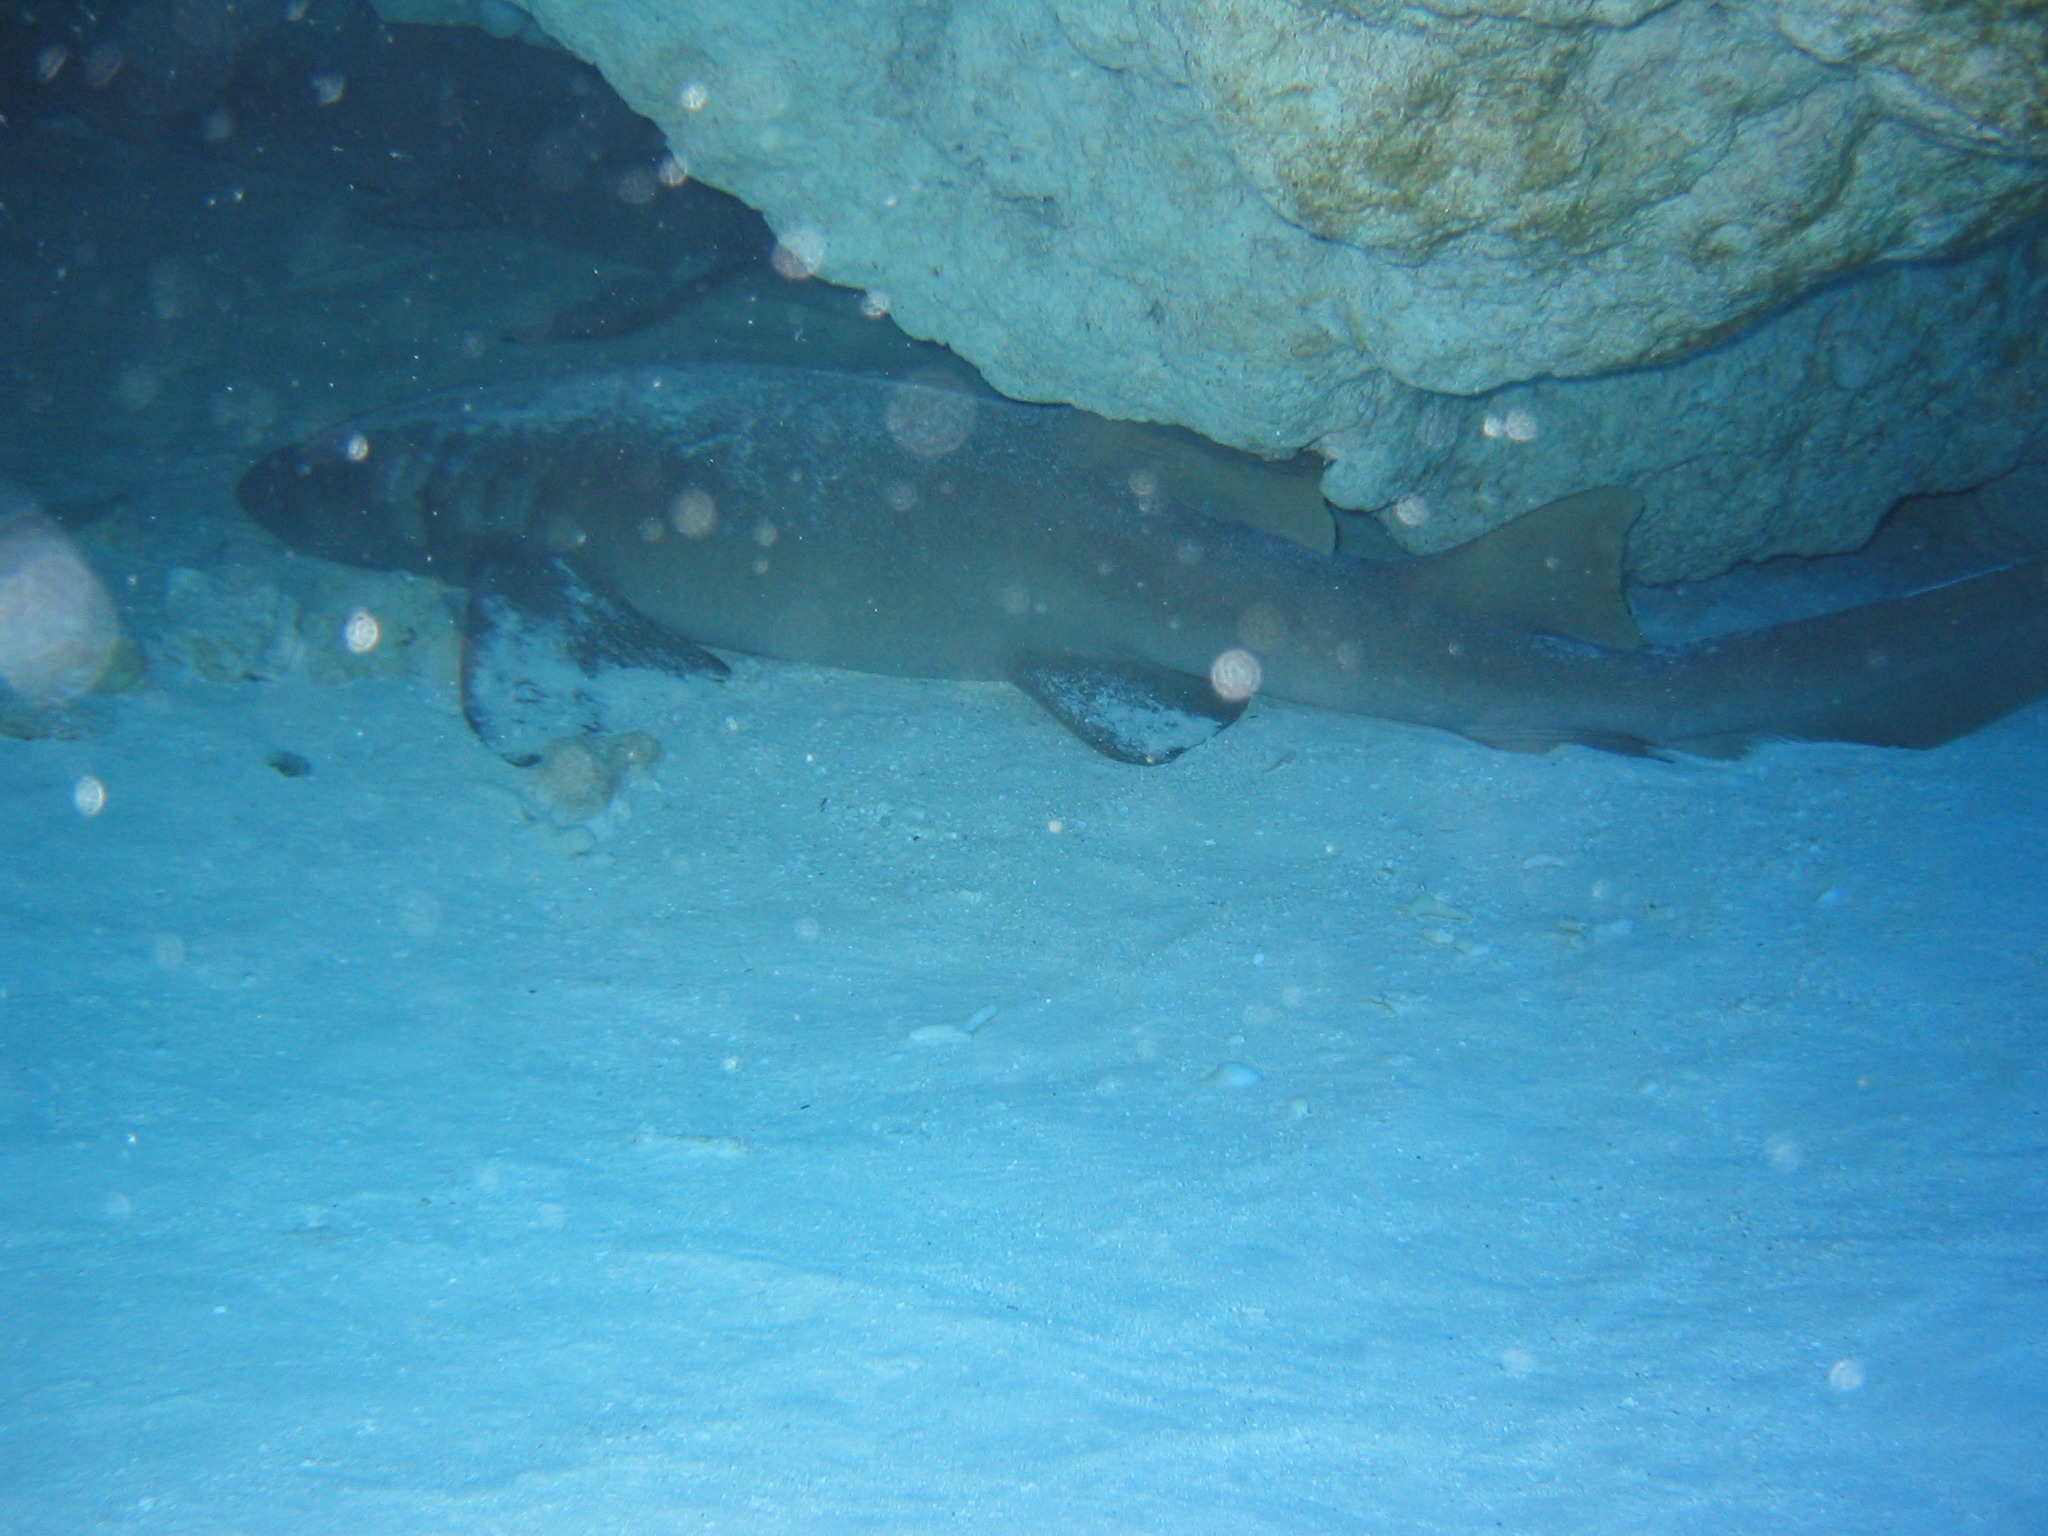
(237, 365, 2048, 761)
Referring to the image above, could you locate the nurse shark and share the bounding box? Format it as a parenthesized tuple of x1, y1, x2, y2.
(236, 364, 2048, 764)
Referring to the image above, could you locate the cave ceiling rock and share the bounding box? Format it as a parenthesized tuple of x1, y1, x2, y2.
(380, 0, 2046, 578)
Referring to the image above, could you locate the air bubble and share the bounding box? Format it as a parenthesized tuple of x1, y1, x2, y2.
(1238, 601, 1287, 652)
(771, 226, 827, 281)
(150, 263, 185, 321)
(885, 377, 977, 461)
(617, 165, 658, 206)
(116, 366, 162, 411)
(671, 489, 717, 538)
(1210, 648, 1262, 703)
(72, 775, 107, 817)
(1481, 407, 1539, 443)
(83, 45, 123, 89)
(344, 608, 381, 654)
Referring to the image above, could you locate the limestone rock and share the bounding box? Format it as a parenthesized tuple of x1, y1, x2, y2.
(287, 565, 460, 687)
(1321, 229, 2048, 580)
(0, 507, 123, 702)
(421, 0, 2045, 572)
(159, 566, 302, 684)
(153, 561, 458, 685)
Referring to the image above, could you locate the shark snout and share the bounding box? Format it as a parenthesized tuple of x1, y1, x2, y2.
(236, 435, 434, 575)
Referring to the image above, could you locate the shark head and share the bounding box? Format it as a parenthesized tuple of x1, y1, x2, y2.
(236, 426, 439, 576)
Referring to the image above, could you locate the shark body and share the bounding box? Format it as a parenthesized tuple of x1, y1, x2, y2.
(236, 364, 2048, 762)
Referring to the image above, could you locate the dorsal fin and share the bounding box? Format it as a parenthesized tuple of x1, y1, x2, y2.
(1072, 416, 1337, 555)
(1405, 486, 1644, 650)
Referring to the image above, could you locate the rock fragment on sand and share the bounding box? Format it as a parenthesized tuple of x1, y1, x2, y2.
(1207, 1061, 1264, 1089)
(0, 507, 124, 703)
(530, 730, 661, 824)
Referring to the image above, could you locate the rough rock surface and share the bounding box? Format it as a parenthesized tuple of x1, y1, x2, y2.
(398, 0, 2043, 576)
(1322, 229, 2048, 579)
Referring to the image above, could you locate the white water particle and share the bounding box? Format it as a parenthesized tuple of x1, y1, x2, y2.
(1210, 648, 1262, 703)
(772, 227, 827, 281)
(344, 608, 381, 654)
(671, 489, 717, 538)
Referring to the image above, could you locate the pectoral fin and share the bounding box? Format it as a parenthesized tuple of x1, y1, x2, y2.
(1013, 658, 1246, 765)
(460, 541, 727, 765)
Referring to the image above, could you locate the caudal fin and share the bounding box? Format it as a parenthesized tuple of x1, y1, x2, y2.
(1685, 559, 2048, 751)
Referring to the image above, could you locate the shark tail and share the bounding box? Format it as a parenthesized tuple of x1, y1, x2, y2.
(1668, 559, 2048, 754)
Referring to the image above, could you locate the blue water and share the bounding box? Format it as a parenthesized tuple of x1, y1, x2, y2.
(1, 10, 2043, 1532)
